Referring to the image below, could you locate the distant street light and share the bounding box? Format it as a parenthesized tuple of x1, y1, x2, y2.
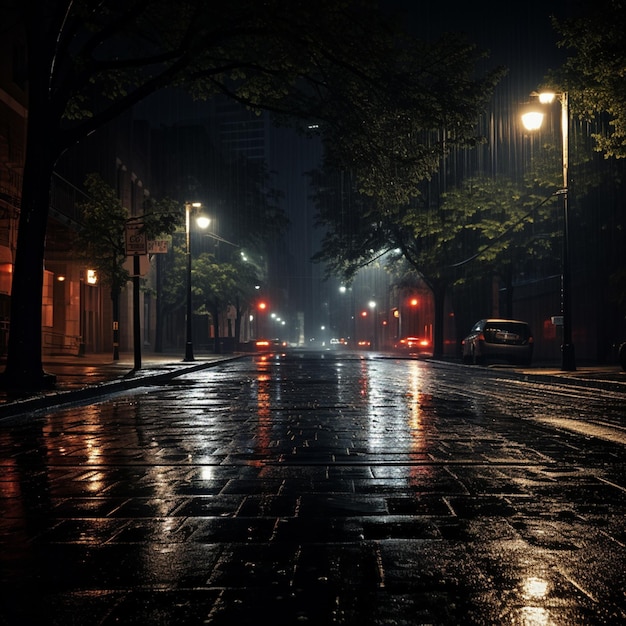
(522, 91, 576, 371)
(184, 202, 208, 362)
(369, 300, 377, 350)
(339, 285, 356, 347)
(409, 296, 419, 338)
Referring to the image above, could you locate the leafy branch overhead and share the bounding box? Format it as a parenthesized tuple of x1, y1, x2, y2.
(33, 0, 505, 198)
(552, 0, 626, 158)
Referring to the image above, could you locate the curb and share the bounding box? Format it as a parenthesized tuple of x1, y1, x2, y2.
(428, 357, 626, 393)
(0, 355, 243, 421)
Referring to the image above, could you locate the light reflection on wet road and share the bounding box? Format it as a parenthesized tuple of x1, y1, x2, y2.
(1, 350, 625, 625)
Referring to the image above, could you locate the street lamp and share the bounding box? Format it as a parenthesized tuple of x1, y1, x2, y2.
(339, 284, 356, 346)
(522, 91, 576, 371)
(184, 202, 208, 362)
(369, 300, 376, 350)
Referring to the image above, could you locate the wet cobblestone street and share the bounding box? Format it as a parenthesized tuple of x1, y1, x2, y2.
(1, 351, 626, 625)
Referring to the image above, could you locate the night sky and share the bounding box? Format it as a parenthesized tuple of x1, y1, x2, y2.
(390, 0, 574, 99)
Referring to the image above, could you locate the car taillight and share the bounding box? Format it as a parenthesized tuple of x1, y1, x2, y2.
(478, 333, 485, 341)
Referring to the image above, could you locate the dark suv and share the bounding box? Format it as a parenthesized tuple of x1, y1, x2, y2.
(462, 319, 534, 366)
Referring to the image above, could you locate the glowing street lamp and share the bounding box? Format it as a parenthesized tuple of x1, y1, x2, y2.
(522, 91, 576, 371)
(368, 300, 377, 350)
(183, 202, 208, 362)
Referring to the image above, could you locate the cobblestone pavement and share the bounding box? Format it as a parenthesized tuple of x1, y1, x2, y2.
(0, 350, 625, 625)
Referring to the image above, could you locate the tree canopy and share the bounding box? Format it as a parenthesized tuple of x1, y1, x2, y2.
(75, 173, 181, 294)
(312, 168, 552, 356)
(552, 0, 626, 158)
(75, 173, 181, 357)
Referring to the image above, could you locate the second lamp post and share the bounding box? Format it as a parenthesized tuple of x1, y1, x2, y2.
(522, 91, 576, 372)
(184, 202, 209, 362)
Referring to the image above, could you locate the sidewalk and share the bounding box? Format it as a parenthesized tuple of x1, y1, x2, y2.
(0, 350, 245, 420)
(488, 360, 626, 391)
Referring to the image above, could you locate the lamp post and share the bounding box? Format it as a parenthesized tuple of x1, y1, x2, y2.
(522, 91, 576, 371)
(369, 300, 376, 350)
(183, 202, 207, 362)
(339, 285, 356, 346)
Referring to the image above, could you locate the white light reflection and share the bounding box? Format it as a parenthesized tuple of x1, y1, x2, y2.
(406, 360, 422, 435)
(200, 465, 215, 481)
(518, 606, 550, 626)
(365, 360, 426, 456)
(523, 576, 549, 599)
(253, 372, 272, 466)
(516, 576, 551, 626)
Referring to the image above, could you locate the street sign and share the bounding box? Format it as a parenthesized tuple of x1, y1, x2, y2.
(125, 222, 147, 255)
(147, 240, 168, 253)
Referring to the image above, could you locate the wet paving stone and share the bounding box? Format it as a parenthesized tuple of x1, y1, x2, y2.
(2, 353, 626, 624)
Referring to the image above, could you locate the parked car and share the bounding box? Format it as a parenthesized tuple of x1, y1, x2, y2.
(393, 336, 432, 356)
(462, 319, 533, 366)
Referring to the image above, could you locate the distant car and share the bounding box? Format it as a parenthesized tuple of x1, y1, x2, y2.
(255, 338, 286, 351)
(329, 338, 348, 347)
(393, 336, 431, 356)
(462, 319, 533, 366)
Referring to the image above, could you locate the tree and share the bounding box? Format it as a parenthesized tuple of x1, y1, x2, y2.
(75, 173, 181, 358)
(158, 241, 262, 353)
(438, 176, 559, 341)
(551, 0, 626, 159)
(2, 0, 502, 390)
(307, 28, 505, 354)
(74, 174, 130, 360)
(192, 252, 259, 354)
(312, 174, 531, 357)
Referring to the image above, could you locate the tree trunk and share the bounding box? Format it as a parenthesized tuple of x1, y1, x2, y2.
(212, 302, 221, 354)
(112, 288, 121, 360)
(234, 296, 242, 349)
(0, 11, 63, 390)
(1, 158, 55, 389)
(431, 280, 448, 359)
(154, 253, 163, 352)
(503, 267, 514, 319)
(0, 85, 58, 389)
